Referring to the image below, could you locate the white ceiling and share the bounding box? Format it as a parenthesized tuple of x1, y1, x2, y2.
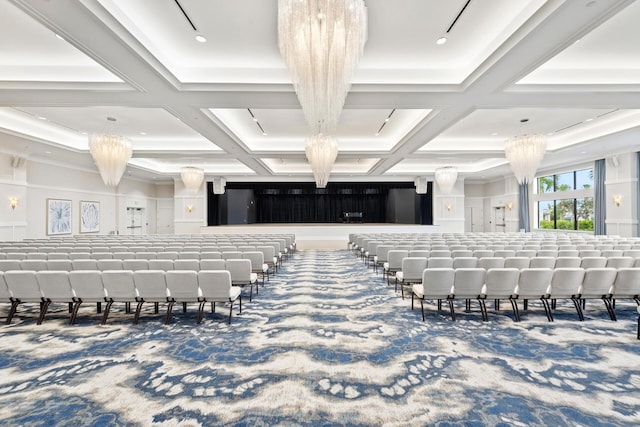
(1, 0, 639, 185)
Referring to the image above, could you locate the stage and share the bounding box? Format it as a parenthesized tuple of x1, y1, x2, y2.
(201, 224, 441, 249)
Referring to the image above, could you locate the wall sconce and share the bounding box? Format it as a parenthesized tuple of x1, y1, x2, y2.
(613, 195, 622, 207)
(186, 204, 193, 213)
(445, 202, 452, 211)
(506, 201, 513, 211)
(9, 197, 18, 210)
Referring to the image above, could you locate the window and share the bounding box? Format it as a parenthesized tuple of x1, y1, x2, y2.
(536, 169, 594, 231)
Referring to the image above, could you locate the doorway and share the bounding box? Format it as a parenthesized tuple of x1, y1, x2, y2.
(126, 207, 144, 235)
(494, 206, 505, 232)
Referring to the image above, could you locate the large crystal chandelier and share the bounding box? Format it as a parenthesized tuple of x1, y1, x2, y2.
(278, 0, 367, 133)
(435, 166, 458, 194)
(305, 134, 338, 188)
(88, 117, 132, 187)
(504, 134, 547, 185)
(181, 167, 205, 194)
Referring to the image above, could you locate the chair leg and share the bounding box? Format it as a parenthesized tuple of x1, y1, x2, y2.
(69, 301, 82, 325)
(182, 302, 187, 313)
(6, 300, 20, 325)
(571, 297, 585, 321)
(165, 301, 175, 325)
(509, 298, 521, 322)
(238, 295, 242, 314)
(478, 298, 488, 321)
(196, 301, 206, 324)
(133, 301, 144, 325)
(37, 299, 51, 325)
(96, 302, 102, 314)
(541, 298, 554, 322)
(154, 302, 159, 314)
(101, 300, 114, 325)
(637, 316, 640, 340)
(602, 297, 617, 321)
(411, 292, 414, 310)
(228, 301, 234, 324)
(212, 302, 216, 313)
(420, 299, 425, 322)
(448, 298, 456, 321)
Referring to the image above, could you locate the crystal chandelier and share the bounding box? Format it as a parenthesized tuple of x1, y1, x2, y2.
(181, 167, 205, 194)
(305, 134, 338, 188)
(435, 166, 458, 194)
(278, 0, 367, 133)
(88, 117, 132, 187)
(504, 133, 547, 184)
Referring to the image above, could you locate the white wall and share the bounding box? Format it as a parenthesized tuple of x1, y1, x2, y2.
(0, 155, 164, 241)
(605, 152, 638, 237)
(173, 178, 206, 234)
(0, 153, 28, 241)
(433, 178, 465, 233)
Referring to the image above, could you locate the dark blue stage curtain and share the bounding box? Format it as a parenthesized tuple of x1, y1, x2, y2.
(207, 182, 433, 225)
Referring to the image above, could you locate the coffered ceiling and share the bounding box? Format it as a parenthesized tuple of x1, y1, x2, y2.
(0, 0, 639, 185)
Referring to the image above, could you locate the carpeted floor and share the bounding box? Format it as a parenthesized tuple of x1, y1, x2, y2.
(0, 249, 639, 426)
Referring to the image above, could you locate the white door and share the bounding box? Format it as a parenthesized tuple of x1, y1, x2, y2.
(494, 207, 506, 232)
(465, 207, 484, 232)
(471, 207, 483, 232)
(126, 207, 144, 235)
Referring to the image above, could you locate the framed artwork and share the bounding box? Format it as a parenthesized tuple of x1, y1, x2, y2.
(80, 200, 100, 233)
(47, 198, 72, 235)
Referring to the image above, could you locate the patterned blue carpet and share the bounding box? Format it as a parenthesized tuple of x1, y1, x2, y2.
(1, 249, 639, 426)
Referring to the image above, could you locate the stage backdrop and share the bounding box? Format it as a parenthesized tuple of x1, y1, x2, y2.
(207, 182, 433, 225)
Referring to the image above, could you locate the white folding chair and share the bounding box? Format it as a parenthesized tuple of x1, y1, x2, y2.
(412, 268, 455, 321)
(100, 270, 137, 324)
(132, 270, 168, 324)
(165, 270, 200, 324)
(451, 268, 486, 320)
(198, 270, 242, 324)
(4, 270, 44, 324)
(481, 268, 520, 321)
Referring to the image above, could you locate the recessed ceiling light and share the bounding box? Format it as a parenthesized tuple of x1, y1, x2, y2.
(436, 37, 447, 45)
(45, 151, 52, 154)
(490, 132, 498, 136)
(140, 132, 147, 135)
(262, 132, 267, 136)
(580, 151, 587, 154)
(37, 116, 47, 120)
(384, 118, 390, 122)
(195, 34, 207, 43)
(55, 34, 65, 41)
(80, 131, 87, 135)
(375, 133, 380, 136)
(585, 118, 594, 122)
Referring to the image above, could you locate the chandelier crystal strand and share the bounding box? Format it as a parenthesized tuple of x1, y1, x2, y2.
(278, 0, 367, 133)
(305, 134, 338, 188)
(88, 118, 132, 187)
(504, 134, 547, 184)
(435, 166, 458, 194)
(181, 166, 205, 194)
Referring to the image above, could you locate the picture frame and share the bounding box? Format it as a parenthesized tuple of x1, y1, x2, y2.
(47, 198, 72, 235)
(80, 200, 100, 233)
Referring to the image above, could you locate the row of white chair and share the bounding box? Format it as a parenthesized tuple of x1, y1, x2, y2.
(407, 267, 640, 323)
(1, 269, 244, 326)
(0, 248, 275, 264)
(386, 255, 640, 274)
(0, 254, 270, 279)
(0, 258, 263, 285)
